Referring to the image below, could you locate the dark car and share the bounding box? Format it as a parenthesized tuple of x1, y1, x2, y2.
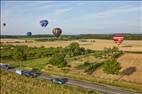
(22, 70, 40, 78)
(0, 63, 14, 70)
(51, 78, 68, 84)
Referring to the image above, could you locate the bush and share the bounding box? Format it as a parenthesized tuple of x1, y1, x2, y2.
(87, 90, 100, 94)
(94, 47, 123, 59)
(10, 46, 27, 61)
(77, 61, 104, 74)
(85, 62, 104, 74)
(103, 59, 121, 74)
(103, 47, 123, 59)
(65, 42, 86, 57)
(76, 61, 91, 69)
(62, 68, 70, 73)
(49, 53, 67, 68)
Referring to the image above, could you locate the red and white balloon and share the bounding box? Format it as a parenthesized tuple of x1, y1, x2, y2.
(113, 34, 124, 46)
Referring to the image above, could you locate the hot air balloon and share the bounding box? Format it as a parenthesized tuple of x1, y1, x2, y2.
(3, 23, 6, 27)
(27, 32, 32, 37)
(113, 34, 124, 46)
(40, 20, 48, 27)
(52, 27, 62, 37)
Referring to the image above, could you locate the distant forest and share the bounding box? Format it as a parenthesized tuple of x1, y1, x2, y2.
(1, 33, 142, 40)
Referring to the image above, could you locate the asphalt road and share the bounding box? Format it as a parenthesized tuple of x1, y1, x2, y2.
(38, 73, 141, 94)
(5, 68, 142, 94)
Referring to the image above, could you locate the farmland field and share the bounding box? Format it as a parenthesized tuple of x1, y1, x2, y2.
(1, 39, 142, 52)
(1, 38, 142, 92)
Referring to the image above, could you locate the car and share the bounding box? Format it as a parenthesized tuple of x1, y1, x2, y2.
(0, 63, 14, 70)
(16, 69, 23, 75)
(22, 70, 40, 78)
(51, 78, 68, 84)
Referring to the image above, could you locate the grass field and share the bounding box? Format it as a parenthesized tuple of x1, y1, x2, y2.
(1, 39, 142, 52)
(1, 70, 101, 94)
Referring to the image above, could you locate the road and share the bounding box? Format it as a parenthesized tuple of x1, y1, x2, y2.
(6, 68, 142, 94)
(38, 73, 140, 94)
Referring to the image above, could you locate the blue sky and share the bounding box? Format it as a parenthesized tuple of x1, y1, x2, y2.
(1, 1, 142, 35)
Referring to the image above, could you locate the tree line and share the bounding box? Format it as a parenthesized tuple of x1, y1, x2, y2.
(0, 43, 94, 67)
(1, 33, 142, 40)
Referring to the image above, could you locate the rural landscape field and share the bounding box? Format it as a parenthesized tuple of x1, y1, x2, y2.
(1, 37, 142, 94)
(1, 1, 142, 94)
(1, 38, 142, 52)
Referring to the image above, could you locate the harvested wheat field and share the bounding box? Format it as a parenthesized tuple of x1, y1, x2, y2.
(1, 39, 142, 52)
(117, 53, 142, 83)
(86, 53, 142, 83)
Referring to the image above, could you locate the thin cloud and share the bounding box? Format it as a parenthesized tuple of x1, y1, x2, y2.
(1, 1, 56, 7)
(80, 6, 141, 20)
(52, 8, 72, 16)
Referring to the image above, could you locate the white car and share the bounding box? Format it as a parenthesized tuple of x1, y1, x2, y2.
(16, 69, 22, 75)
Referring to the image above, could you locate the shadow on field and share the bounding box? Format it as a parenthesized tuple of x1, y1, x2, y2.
(121, 45, 132, 47)
(122, 67, 136, 75)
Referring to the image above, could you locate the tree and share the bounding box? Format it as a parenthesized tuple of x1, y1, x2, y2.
(12, 46, 27, 61)
(65, 42, 85, 57)
(103, 59, 121, 74)
(49, 53, 67, 67)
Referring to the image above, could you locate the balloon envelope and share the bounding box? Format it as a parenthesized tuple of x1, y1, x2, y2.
(3, 23, 6, 27)
(40, 20, 48, 27)
(27, 32, 32, 36)
(52, 28, 62, 37)
(113, 34, 124, 45)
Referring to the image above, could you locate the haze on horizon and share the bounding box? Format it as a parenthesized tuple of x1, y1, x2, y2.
(1, 1, 142, 35)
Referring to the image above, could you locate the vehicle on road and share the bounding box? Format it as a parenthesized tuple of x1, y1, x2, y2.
(0, 63, 14, 70)
(16, 69, 22, 75)
(51, 78, 68, 84)
(22, 70, 41, 78)
(15, 69, 41, 77)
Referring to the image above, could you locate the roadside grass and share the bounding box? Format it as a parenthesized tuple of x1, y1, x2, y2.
(0, 57, 49, 70)
(1, 70, 99, 94)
